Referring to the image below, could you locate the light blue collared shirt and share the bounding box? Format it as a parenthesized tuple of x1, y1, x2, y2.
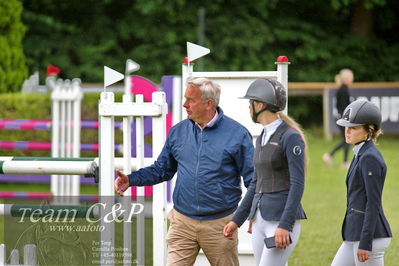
(353, 141, 366, 157)
(261, 119, 283, 146)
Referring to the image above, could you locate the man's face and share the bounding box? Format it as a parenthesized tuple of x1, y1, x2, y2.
(183, 85, 209, 124)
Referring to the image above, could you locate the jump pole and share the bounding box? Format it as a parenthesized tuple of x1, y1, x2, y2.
(0, 156, 154, 172)
(0, 159, 96, 176)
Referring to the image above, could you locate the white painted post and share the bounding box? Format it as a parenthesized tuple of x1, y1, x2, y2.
(23, 244, 37, 266)
(10, 249, 19, 265)
(152, 91, 168, 266)
(171, 76, 182, 125)
(135, 94, 145, 266)
(276, 57, 290, 114)
(122, 94, 133, 266)
(99, 91, 115, 266)
(65, 80, 72, 198)
(60, 80, 67, 196)
(181, 60, 193, 122)
(0, 244, 5, 266)
(124, 72, 132, 96)
(50, 78, 83, 203)
(51, 79, 61, 196)
(72, 79, 83, 198)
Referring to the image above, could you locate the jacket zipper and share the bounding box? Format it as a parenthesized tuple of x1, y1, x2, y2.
(195, 130, 203, 213)
(259, 148, 265, 193)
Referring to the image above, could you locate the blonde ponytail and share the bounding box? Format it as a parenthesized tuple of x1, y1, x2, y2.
(279, 112, 309, 176)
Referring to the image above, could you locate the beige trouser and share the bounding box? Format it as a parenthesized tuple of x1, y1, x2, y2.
(166, 208, 239, 266)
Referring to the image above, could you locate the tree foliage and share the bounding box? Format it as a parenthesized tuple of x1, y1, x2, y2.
(0, 0, 27, 92)
(21, 0, 399, 84)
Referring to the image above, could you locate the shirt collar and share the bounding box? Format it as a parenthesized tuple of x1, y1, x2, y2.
(261, 119, 283, 145)
(353, 141, 365, 157)
(196, 109, 218, 130)
(264, 118, 283, 134)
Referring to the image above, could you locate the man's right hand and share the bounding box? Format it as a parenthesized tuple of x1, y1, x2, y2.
(223, 221, 238, 240)
(114, 170, 130, 196)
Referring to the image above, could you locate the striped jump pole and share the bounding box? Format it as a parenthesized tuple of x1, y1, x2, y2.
(0, 140, 123, 153)
(0, 191, 99, 202)
(0, 119, 123, 131)
(0, 204, 98, 218)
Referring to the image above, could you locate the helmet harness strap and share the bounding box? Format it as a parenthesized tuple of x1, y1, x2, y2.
(354, 128, 374, 145)
(251, 101, 276, 123)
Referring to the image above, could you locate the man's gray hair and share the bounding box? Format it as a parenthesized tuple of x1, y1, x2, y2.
(186, 77, 221, 108)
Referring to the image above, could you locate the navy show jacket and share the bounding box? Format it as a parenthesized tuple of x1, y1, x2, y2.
(342, 140, 392, 251)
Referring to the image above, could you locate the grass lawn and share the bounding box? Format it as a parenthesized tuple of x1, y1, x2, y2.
(1, 131, 398, 265)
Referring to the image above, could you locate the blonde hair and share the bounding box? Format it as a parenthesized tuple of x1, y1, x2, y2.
(279, 112, 309, 176)
(339, 68, 354, 85)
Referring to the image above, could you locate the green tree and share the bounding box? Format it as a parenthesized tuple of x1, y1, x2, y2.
(0, 0, 28, 92)
(21, 0, 399, 84)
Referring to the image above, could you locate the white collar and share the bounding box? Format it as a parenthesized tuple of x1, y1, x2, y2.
(263, 119, 283, 134)
(353, 141, 366, 157)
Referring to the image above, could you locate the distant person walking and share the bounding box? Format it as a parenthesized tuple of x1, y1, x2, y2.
(331, 99, 392, 265)
(323, 68, 353, 169)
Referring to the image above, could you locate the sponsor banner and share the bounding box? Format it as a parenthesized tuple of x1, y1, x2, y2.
(326, 87, 399, 134)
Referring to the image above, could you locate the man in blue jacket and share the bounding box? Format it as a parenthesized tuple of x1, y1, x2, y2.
(115, 77, 254, 266)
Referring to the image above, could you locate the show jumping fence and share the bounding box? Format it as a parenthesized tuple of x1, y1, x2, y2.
(0, 88, 168, 266)
(0, 244, 37, 266)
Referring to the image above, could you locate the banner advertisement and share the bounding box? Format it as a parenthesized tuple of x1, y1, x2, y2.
(325, 87, 399, 136)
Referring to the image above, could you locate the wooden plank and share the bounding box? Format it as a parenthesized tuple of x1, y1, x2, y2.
(288, 82, 399, 96)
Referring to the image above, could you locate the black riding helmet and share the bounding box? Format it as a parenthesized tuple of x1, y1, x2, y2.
(241, 78, 287, 123)
(336, 99, 381, 130)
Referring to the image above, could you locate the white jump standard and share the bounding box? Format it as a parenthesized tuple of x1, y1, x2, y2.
(98, 88, 168, 266)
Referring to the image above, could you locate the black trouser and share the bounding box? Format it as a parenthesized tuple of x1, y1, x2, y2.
(330, 126, 350, 162)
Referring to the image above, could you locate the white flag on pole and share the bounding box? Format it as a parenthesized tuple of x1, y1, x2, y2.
(104, 66, 125, 88)
(126, 59, 140, 74)
(187, 42, 210, 62)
